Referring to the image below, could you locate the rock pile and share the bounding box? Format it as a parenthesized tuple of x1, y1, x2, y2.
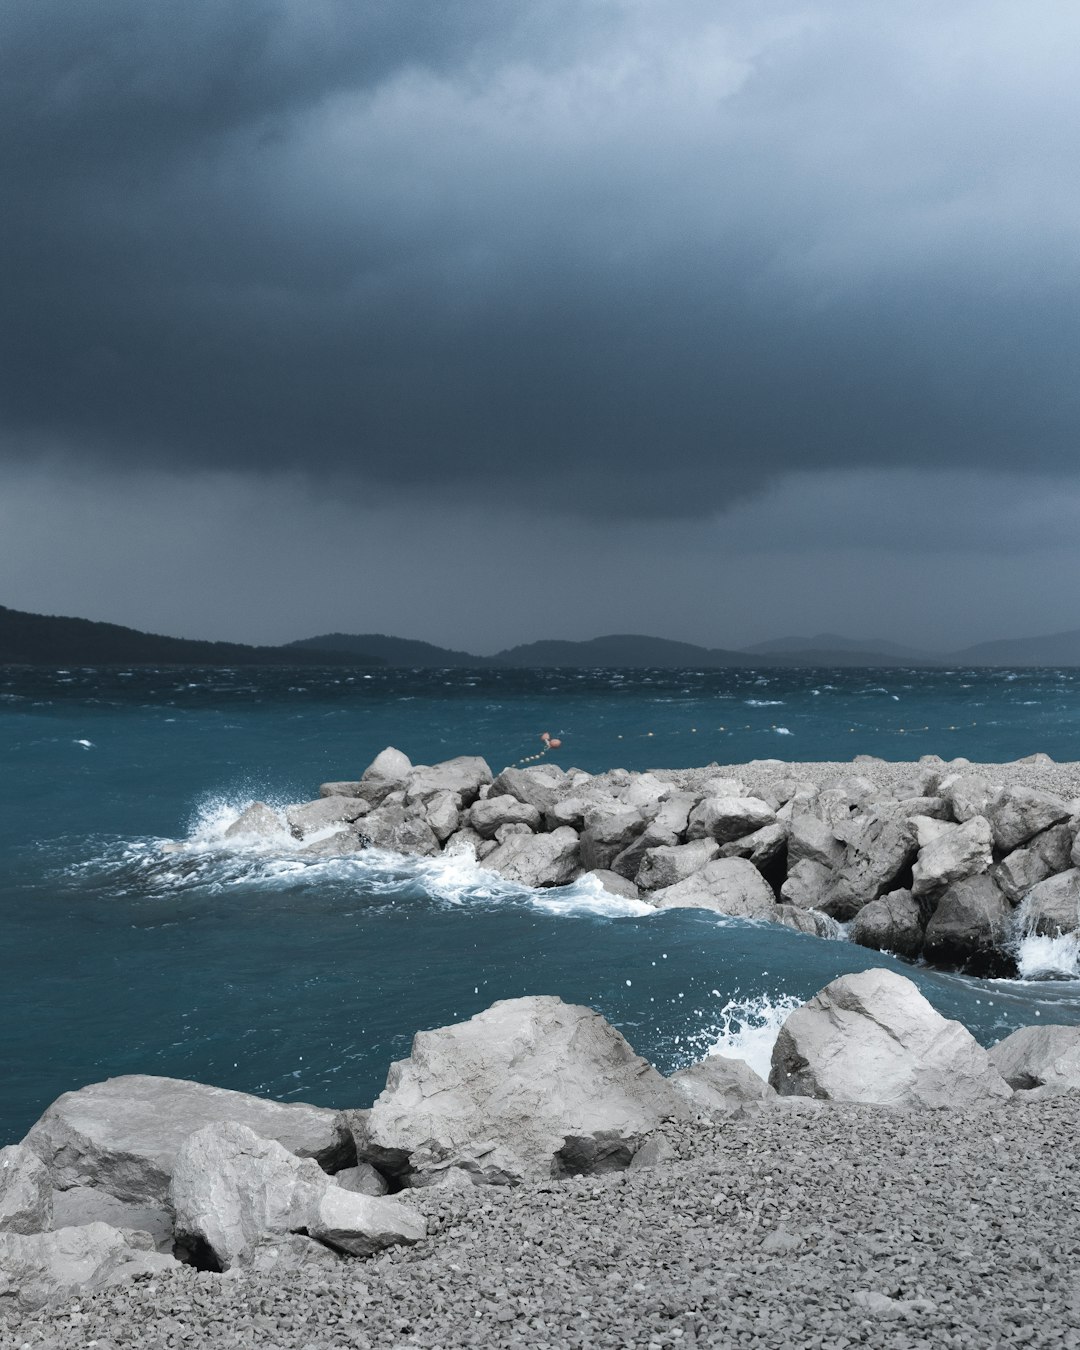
(5, 977, 1080, 1325)
(253, 747, 1080, 977)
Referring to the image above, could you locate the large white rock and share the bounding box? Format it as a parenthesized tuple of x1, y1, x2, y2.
(0, 1223, 174, 1315)
(911, 816, 993, 896)
(50, 1185, 174, 1252)
(579, 806, 649, 871)
(358, 746, 413, 804)
(24, 1075, 354, 1206)
(819, 816, 917, 920)
(169, 1122, 424, 1270)
(356, 802, 441, 857)
(994, 823, 1073, 903)
(989, 1025, 1080, 1093)
(489, 765, 570, 816)
(769, 969, 1012, 1107)
(649, 857, 777, 919)
(481, 826, 581, 887)
(352, 996, 682, 1186)
(0, 1145, 52, 1235)
(786, 810, 844, 869)
(685, 796, 776, 845)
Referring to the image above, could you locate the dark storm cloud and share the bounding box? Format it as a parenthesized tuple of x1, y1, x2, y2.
(4, 0, 1080, 517)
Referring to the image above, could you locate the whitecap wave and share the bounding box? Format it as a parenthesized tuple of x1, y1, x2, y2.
(745, 699, 785, 707)
(1015, 931, 1080, 981)
(697, 992, 802, 1080)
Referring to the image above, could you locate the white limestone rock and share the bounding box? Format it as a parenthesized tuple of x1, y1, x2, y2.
(668, 1056, 776, 1113)
(481, 826, 581, 888)
(911, 816, 994, 896)
(23, 1074, 354, 1207)
(636, 839, 720, 892)
(351, 996, 683, 1187)
(985, 785, 1070, 852)
(0, 1145, 52, 1236)
(0, 1223, 174, 1315)
(468, 794, 543, 839)
(649, 857, 777, 919)
(769, 968, 1012, 1107)
(989, 1025, 1080, 1093)
(169, 1122, 424, 1270)
(685, 796, 776, 845)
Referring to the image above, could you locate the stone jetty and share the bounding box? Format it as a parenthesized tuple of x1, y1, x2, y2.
(238, 746, 1080, 978)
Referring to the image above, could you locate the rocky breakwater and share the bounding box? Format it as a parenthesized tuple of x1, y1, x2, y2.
(7, 973, 1080, 1334)
(233, 746, 1080, 978)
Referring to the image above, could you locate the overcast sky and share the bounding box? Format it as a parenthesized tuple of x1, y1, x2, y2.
(3, 0, 1079, 651)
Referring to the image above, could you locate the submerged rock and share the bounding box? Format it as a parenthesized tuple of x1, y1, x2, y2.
(769, 968, 1012, 1107)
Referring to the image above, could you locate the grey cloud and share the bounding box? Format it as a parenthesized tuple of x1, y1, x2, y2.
(4, 1, 1080, 518)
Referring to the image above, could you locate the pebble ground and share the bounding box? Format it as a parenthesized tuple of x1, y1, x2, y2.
(6, 1091, 1079, 1350)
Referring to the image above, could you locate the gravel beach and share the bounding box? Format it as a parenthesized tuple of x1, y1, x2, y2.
(7, 1091, 1078, 1350)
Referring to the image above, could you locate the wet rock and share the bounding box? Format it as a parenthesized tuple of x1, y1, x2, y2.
(848, 888, 925, 959)
(668, 1056, 776, 1113)
(636, 838, 720, 892)
(286, 794, 371, 838)
(23, 1075, 354, 1207)
(482, 826, 581, 887)
(649, 857, 777, 919)
(685, 796, 776, 845)
(911, 815, 993, 896)
(989, 1025, 1080, 1092)
(586, 869, 640, 901)
(169, 1122, 424, 1270)
(923, 874, 1014, 975)
(1019, 867, 1080, 937)
(0, 1145, 52, 1236)
(350, 996, 682, 1187)
(0, 1223, 174, 1315)
(224, 802, 287, 840)
(357, 803, 441, 857)
(468, 795, 543, 839)
(769, 968, 1012, 1107)
(985, 785, 1070, 852)
(773, 904, 840, 938)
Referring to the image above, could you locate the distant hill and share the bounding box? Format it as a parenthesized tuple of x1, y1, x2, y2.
(493, 635, 944, 668)
(288, 633, 493, 667)
(742, 633, 938, 662)
(0, 605, 382, 666)
(951, 629, 1080, 667)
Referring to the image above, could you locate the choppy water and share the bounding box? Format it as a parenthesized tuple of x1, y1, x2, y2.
(4, 662, 1080, 1143)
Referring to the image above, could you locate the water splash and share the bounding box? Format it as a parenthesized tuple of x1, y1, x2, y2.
(1015, 931, 1080, 981)
(697, 992, 802, 1080)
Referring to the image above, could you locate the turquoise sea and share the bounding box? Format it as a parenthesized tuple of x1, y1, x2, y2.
(4, 662, 1080, 1144)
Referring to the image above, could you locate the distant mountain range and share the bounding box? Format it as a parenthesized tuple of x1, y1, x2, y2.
(6, 603, 1080, 667)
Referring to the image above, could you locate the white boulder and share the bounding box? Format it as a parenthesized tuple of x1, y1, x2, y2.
(769, 969, 1012, 1107)
(169, 1122, 424, 1270)
(352, 996, 682, 1186)
(989, 1025, 1080, 1093)
(649, 857, 777, 919)
(23, 1074, 354, 1206)
(0, 1223, 174, 1315)
(0, 1145, 52, 1235)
